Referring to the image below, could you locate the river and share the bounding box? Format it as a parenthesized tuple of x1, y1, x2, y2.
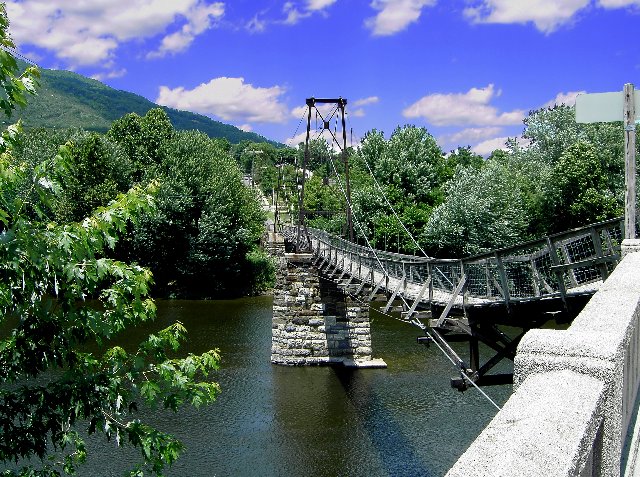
(80, 296, 512, 476)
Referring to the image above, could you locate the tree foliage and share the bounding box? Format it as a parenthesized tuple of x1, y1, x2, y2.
(126, 130, 268, 297)
(107, 109, 173, 181)
(424, 159, 529, 256)
(0, 8, 220, 475)
(540, 141, 621, 232)
(56, 131, 133, 222)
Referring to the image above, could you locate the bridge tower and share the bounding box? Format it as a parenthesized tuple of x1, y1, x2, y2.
(295, 97, 353, 251)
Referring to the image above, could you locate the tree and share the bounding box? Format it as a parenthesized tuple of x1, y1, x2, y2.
(128, 130, 268, 297)
(303, 174, 346, 235)
(424, 160, 529, 256)
(519, 105, 626, 234)
(345, 126, 446, 253)
(0, 7, 220, 475)
(298, 137, 332, 172)
(540, 141, 621, 232)
(523, 104, 625, 169)
(445, 146, 484, 171)
(54, 131, 133, 222)
(371, 125, 446, 205)
(107, 108, 173, 181)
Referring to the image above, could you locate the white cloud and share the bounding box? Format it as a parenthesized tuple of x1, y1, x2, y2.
(345, 96, 379, 118)
(541, 90, 585, 108)
(287, 130, 311, 147)
(291, 105, 309, 119)
(147, 3, 224, 58)
(365, 0, 436, 36)
(156, 77, 289, 123)
(282, 0, 336, 24)
(246, 14, 267, 33)
(463, 1, 640, 33)
(403, 84, 525, 126)
(91, 68, 128, 81)
(599, 0, 640, 7)
(307, 0, 338, 11)
(463, 0, 589, 33)
(6, 0, 224, 67)
(353, 96, 379, 107)
(440, 126, 503, 146)
(238, 124, 253, 132)
(472, 136, 510, 156)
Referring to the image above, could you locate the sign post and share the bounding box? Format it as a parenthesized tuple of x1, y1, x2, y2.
(624, 84, 636, 239)
(575, 84, 639, 239)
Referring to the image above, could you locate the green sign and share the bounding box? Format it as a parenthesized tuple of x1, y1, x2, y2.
(575, 91, 640, 124)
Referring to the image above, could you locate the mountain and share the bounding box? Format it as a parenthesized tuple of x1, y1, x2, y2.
(15, 63, 279, 145)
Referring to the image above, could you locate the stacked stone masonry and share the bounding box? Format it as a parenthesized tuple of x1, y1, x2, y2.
(271, 253, 374, 366)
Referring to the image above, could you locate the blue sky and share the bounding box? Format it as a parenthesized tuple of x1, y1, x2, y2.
(6, 0, 640, 154)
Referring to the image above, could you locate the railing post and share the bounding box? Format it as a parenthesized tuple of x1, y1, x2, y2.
(546, 237, 569, 312)
(590, 226, 609, 281)
(402, 262, 407, 296)
(561, 242, 579, 288)
(428, 262, 434, 304)
(494, 252, 511, 313)
(460, 261, 468, 316)
(529, 258, 541, 297)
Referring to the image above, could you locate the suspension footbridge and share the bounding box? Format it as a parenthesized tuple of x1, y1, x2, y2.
(278, 215, 623, 389)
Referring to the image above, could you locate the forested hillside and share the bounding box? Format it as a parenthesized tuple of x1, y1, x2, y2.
(14, 62, 279, 145)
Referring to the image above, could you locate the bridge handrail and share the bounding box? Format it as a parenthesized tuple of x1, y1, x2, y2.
(284, 217, 623, 306)
(446, 247, 640, 477)
(303, 216, 622, 267)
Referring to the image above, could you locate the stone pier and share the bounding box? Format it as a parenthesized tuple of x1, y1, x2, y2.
(271, 252, 386, 368)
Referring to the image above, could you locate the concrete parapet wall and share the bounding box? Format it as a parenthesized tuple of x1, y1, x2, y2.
(447, 370, 606, 477)
(271, 253, 379, 367)
(447, 247, 640, 477)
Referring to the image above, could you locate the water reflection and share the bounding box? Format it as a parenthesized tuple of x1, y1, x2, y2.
(76, 297, 510, 476)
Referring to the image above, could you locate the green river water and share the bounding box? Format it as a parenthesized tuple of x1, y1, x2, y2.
(73, 296, 511, 476)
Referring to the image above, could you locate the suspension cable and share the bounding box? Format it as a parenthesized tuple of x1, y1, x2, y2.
(286, 106, 308, 149)
(347, 121, 454, 287)
(347, 118, 430, 258)
(325, 152, 411, 310)
(0, 45, 40, 68)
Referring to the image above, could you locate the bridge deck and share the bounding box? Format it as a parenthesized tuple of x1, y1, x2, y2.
(285, 217, 623, 326)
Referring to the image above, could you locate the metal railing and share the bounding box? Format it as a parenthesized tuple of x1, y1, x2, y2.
(283, 217, 624, 311)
